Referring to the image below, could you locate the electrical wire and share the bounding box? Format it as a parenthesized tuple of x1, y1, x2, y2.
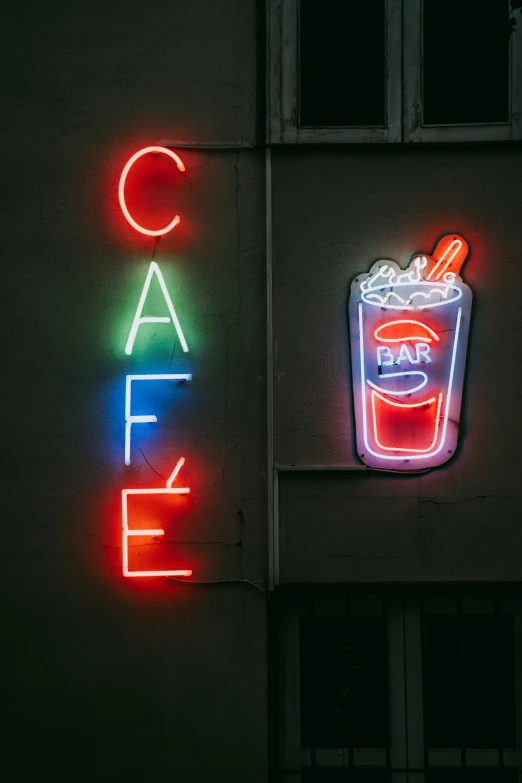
(165, 576, 270, 598)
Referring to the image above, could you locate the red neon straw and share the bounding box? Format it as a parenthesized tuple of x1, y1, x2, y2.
(427, 234, 469, 281)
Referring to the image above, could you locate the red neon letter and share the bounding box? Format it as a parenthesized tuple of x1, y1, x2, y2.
(118, 146, 185, 236)
(122, 457, 193, 577)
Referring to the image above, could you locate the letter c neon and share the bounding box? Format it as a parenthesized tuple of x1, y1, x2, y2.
(118, 146, 185, 236)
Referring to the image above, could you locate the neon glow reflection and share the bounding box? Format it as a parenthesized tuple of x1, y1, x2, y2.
(122, 457, 192, 577)
(125, 374, 192, 465)
(125, 261, 189, 355)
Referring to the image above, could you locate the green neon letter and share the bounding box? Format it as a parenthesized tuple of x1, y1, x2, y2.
(125, 262, 189, 355)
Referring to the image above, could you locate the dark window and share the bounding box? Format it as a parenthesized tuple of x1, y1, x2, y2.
(423, 611, 516, 749)
(301, 771, 390, 783)
(423, 0, 510, 125)
(281, 592, 519, 781)
(300, 613, 389, 748)
(426, 772, 517, 783)
(299, 0, 386, 127)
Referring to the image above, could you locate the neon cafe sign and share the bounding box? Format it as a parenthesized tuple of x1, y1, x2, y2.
(118, 146, 193, 578)
(118, 152, 473, 577)
(348, 234, 472, 471)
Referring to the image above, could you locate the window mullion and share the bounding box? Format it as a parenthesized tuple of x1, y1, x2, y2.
(387, 0, 403, 142)
(402, 0, 422, 142)
(514, 605, 522, 783)
(388, 594, 408, 782)
(281, 0, 298, 143)
(268, 0, 283, 143)
(404, 593, 425, 782)
(512, 22, 522, 139)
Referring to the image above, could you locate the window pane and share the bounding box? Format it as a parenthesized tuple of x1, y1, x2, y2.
(423, 0, 510, 125)
(302, 771, 390, 783)
(299, 0, 386, 127)
(462, 614, 516, 748)
(424, 614, 461, 747)
(423, 612, 516, 749)
(427, 772, 517, 783)
(300, 614, 388, 748)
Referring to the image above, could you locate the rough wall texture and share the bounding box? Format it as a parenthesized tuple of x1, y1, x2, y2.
(3, 1, 267, 780)
(273, 147, 522, 583)
(5, 0, 522, 775)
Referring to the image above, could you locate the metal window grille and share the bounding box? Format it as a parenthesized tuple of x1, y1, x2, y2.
(268, 0, 522, 143)
(278, 589, 522, 782)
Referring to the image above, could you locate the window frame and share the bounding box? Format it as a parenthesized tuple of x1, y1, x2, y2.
(278, 589, 522, 782)
(403, 0, 522, 143)
(268, 0, 522, 144)
(268, 0, 402, 143)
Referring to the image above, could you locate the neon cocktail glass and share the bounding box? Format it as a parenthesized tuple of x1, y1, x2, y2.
(348, 235, 472, 471)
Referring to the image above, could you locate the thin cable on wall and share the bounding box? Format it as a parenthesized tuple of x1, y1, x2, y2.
(166, 576, 269, 597)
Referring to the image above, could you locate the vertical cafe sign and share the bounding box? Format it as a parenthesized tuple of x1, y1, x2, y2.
(117, 146, 194, 577)
(348, 234, 472, 471)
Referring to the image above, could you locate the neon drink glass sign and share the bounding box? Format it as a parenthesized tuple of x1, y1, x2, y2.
(348, 233, 472, 471)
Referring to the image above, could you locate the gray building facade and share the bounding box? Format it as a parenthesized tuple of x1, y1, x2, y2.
(3, 1, 522, 781)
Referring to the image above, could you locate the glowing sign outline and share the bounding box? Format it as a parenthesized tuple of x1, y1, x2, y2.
(370, 390, 443, 453)
(125, 261, 189, 355)
(348, 233, 472, 471)
(122, 457, 192, 577)
(118, 146, 185, 236)
(125, 374, 192, 465)
(374, 320, 440, 344)
(362, 280, 463, 309)
(367, 370, 429, 396)
(357, 302, 462, 462)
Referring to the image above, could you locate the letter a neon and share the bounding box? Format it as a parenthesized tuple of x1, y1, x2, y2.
(125, 261, 189, 355)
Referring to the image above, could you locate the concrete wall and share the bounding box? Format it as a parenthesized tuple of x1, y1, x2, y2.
(273, 147, 522, 583)
(3, 1, 267, 780)
(5, 0, 522, 777)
